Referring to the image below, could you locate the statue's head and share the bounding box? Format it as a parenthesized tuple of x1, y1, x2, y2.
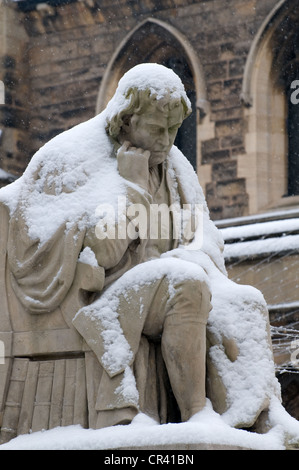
(105, 63, 192, 166)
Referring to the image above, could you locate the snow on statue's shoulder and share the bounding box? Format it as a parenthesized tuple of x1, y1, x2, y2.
(0, 111, 126, 243)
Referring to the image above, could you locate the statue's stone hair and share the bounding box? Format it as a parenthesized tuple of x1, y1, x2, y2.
(106, 86, 191, 139)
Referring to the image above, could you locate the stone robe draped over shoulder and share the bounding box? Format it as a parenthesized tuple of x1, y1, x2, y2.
(1, 113, 123, 314)
(0, 76, 281, 430)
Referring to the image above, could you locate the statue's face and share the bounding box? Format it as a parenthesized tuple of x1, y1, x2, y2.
(121, 99, 184, 166)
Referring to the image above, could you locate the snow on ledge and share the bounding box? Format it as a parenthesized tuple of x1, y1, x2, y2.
(1, 399, 296, 450)
(223, 234, 299, 260)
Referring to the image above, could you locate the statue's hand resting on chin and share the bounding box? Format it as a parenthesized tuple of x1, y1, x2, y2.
(117, 141, 150, 191)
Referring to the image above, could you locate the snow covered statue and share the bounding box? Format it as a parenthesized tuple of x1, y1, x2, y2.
(0, 63, 298, 445)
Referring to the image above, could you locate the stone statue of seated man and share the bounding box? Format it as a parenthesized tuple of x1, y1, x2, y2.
(0, 63, 297, 445)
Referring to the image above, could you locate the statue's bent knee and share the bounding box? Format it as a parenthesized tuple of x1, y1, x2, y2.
(166, 277, 211, 326)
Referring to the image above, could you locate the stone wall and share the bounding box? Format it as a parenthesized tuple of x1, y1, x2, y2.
(0, 1, 30, 176)
(0, 0, 281, 219)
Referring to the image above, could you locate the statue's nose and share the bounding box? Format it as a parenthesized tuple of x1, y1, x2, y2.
(158, 130, 170, 147)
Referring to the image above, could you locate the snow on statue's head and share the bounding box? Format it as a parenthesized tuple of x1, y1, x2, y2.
(105, 63, 192, 140)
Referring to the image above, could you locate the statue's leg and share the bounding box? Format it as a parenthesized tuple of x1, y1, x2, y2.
(74, 258, 211, 426)
(162, 280, 211, 421)
(143, 273, 211, 422)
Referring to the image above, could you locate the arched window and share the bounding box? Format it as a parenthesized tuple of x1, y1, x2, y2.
(241, 0, 299, 213)
(96, 19, 213, 175)
(287, 81, 299, 196)
(164, 56, 197, 169)
(276, 27, 299, 196)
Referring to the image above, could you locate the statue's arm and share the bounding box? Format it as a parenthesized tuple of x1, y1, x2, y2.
(83, 142, 151, 271)
(83, 226, 131, 270)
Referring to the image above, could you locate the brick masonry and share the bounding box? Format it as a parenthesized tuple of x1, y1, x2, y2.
(0, 0, 279, 219)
